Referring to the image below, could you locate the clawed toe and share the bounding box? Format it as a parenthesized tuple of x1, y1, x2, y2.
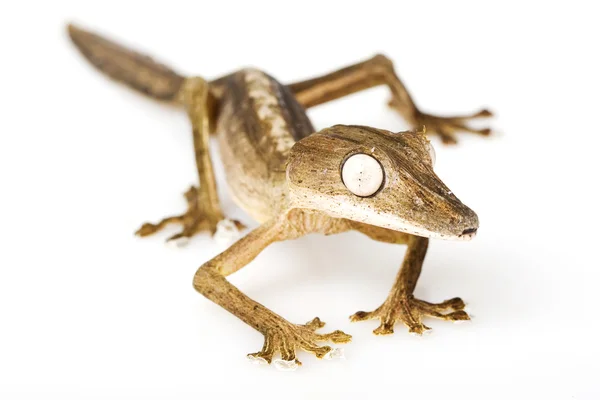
(413, 296, 466, 313)
(135, 217, 182, 237)
(246, 353, 270, 365)
(273, 358, 301, 371)
(468, 108, 493, 118)
(304, 316, 326, 331)
(445, 310, 470, 322)
(316, 329, 352, 344)
(408, 324, 431, 336)
(373, 322, 395, 335)
(349, 310, 373, 322)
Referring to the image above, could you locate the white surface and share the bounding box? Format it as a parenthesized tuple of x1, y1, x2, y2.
(1, 1, 599, 399)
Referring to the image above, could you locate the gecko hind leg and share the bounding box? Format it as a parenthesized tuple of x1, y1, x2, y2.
(288, 54, 493, 144)
(136, 77, 245, 244)
(136, 186, 244, 244)
(66, 26, 243, 243)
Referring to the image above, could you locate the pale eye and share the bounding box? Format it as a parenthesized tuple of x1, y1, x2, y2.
(427, 142, 436, 166)
(341, 154, 384, 197)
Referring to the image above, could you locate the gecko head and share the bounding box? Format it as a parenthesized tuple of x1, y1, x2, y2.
(286, 125, 479, 240)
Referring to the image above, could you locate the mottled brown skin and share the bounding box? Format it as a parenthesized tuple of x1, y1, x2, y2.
(68, 24, 492, 366)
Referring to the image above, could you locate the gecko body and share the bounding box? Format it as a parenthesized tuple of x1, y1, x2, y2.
(69, 24, 492, 368)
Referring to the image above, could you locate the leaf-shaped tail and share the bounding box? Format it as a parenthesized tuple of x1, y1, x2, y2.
(67, 24, 186, 104)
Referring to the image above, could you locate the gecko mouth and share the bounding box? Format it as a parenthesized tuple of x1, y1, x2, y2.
(458, 228, 478, 240)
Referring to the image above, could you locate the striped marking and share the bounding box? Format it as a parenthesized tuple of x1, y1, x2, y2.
(243, 69, 295, 154)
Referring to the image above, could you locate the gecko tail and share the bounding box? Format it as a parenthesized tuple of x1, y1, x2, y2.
(67, 24, 186, 104)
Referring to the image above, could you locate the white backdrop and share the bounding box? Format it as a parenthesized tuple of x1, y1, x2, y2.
(1, 1, 599, 399)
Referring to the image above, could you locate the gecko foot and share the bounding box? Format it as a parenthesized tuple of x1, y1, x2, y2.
(350, 295, 469, 335)
(389, 98, 493, 144)
(135, 186, 245, 244)
(247, 317, 351, 368)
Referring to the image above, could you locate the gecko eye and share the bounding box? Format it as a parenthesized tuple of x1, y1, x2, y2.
(427, 142, 436, 166)
(341, 154, 384, 197)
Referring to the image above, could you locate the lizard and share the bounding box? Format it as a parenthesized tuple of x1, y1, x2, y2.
(67, 24, 492, 369)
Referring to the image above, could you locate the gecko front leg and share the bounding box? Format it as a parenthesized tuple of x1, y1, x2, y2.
(136, 77, 245, 243)
(193, 214, 351, 368)
(349, 224, 469, 335)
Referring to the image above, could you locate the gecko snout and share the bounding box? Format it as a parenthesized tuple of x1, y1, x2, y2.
(450, 204, 479, 241)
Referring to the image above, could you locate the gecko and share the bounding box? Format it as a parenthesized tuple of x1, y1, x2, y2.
(68, 24, 492, 370)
